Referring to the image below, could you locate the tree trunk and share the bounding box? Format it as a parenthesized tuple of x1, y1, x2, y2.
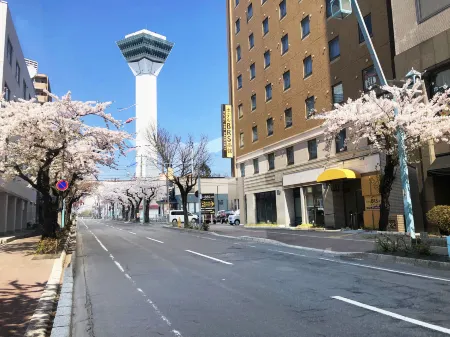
(130, 204, 135, 221)
(181, 191, 189, 228)
(144, 199, 150, 223)
(122, 204, 125, 220)
(66, 201, 73, 229)
(41, 195, 59, 238)
(379, 154, 396, 231)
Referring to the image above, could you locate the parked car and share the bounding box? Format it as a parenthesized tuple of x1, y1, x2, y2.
(168, 210, 198, 224)
(217, 210, 235, 223)
(228, 210, 240, 226)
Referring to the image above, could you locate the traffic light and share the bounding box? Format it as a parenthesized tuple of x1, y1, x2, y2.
(194, 190, 199, 198)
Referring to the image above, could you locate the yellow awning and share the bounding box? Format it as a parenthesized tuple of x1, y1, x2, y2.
(317, 168, 361, 183)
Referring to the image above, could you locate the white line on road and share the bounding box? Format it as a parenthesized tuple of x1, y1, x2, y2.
(185, 250, 233, 265)
(264, 230, 371, 242)
(269, 249, 450, 282)
(318, 257, 450, 283)
(129, 231, 137, 235)
(192, 235, 217, 241)
(89, 231, 108, 252)
(114, 261, 125, 273)
(146, 237, 164, 244)
(332, 296, 450, 335)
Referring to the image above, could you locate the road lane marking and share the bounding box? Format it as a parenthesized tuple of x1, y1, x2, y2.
(192, 235, 217, 241)
(270, 249, 450, 282)
(185, 250, 233, 265)
(318, 257, 450, 283)
(114, 261, 125, 273)
(265, 231, 370, 242)
(146, 237, 164, 244)
(129, 231, 137, 235)
(89, 231, 108, 252)
(269, 249, 307, 257)
(332, 296, 450, 335)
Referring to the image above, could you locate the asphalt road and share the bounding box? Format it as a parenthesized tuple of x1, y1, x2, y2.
(72, 219, 450, 337)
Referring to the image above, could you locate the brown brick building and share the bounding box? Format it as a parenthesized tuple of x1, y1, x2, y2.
(226, 0, 416, 229)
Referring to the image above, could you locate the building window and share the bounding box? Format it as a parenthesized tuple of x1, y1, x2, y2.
(265, 83, 272, 101)
(262, 0, 267, 4)
(252, 126, 258, 142)
(238, 104, 243, 118)
(236, 45, 241, 61)
(235, 19, 241, 34)
(358, 14, 373, 44)
(247, 3, 253, 22)
(362, 65, 379, 91)
(240, 163, 245, 177)
(281, 34, 289, 54)
(416, 0, 450, 22)
(268, 153, 275, 170)
(4, 83, 11, 101)
(304, 56, 312, 78)
(240, 132, 244, 148)
(326, 0, 332, 18)
(279, 0, 287, 19)
(301, 16, 310, 39)
(264, 50, 271, 68)
(250, 63, 256, 80)
(23, 80, 26, 99)
(6, 38, 13, 66)
(266, 117, 273, 136)
(251, 94, 257, 111)
(237, 74, 242, 89)
(332, 83, 344, 104)
(15, 62, 20, 84)
(235, 0, 240, 6)
(336, 129, 347, 153)
(283, 70, 291, 91)
(262, 17, 269, 35)
(253, 158, 259, 174)
(286, 146, 294, 165)
(305, 96, 315, 118)
(284, 108, 292, 128)
(249, 33, 255, 49)
(308, 139, 318, 160)
(329, 36, 340, 61)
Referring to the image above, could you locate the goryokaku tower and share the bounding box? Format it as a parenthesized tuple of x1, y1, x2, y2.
(117, 29, 174, 178)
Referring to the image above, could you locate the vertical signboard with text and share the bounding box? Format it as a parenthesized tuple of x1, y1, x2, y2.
(221, 104, 233, 158)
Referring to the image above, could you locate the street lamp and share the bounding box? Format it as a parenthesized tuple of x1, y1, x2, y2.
(330, 0, 416, 239)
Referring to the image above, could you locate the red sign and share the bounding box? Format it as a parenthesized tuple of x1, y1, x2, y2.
(56, 179, 69, 191)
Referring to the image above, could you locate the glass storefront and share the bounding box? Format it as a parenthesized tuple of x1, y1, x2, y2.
(294, 188, 302, 225)
(305, 185, 324, 226)
(255, 191, 277, 223)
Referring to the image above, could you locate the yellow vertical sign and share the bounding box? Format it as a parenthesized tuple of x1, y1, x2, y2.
(221, 104, 233, 158)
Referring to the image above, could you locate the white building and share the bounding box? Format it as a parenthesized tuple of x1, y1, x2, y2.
(0, 1, 37, 235)
(117, 29, 174, 179)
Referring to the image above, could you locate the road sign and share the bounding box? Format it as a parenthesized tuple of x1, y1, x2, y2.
(201, 193, 215, 214)
(56, 179, 69, 192)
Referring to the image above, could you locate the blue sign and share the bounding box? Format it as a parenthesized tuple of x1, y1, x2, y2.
(56, 179, 69, 191)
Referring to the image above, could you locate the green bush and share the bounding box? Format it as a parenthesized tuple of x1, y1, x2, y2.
(201, 223, 210, 231)
(426, 205, 450, 234)
(375, 234, 432, 256)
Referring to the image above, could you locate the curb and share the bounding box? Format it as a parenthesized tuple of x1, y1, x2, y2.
(346, 252, 450, 270)
(163, 225, 354, 256)
(24, 226, 76, 337)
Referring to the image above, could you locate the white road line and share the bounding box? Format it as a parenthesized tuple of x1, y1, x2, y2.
(129, 231, 137, 235)
(90, 231, 108, 252)
(185, 250, 233, 265)
(269, 249, 450, 283)
(172, 330, 183, 337)
(114, 261, 125, 273)
(318, 257, 450, 283)
(269, 249, 307, 257)
(265, 230, 371, 242)
(193, 235, 217, 241)
(146, 237, 164, 244)
(332, 296, 450, 335)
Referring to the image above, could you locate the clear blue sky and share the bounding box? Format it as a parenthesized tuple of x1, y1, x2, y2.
(9, 0, 231, 178)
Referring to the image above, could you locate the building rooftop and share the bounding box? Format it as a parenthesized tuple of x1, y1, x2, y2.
(117, 30, 174, 64)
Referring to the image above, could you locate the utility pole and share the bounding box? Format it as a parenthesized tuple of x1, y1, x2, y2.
(166, 163, 169, 216)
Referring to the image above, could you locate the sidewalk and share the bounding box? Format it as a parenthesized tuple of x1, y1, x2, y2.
(0, 236, 55, 337)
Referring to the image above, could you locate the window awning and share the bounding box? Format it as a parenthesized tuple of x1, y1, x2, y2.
(428, 155, 450, 176)
(317, 168, 361, 183)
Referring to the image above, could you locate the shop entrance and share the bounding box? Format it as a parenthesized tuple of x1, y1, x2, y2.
(293, 188, 302, 226)
(305, 185, 324, 226)
(343, 180, 364, 229)
(255, 191, 277, 224)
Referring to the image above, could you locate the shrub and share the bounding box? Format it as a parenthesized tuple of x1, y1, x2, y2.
(426, 205, 450, 234)
(35, 237, 60, 254)
(375, 234, 432, 256)
(201, 223, 210, 231)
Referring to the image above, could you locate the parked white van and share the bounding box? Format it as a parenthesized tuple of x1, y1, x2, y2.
(168, 210, 198, 224)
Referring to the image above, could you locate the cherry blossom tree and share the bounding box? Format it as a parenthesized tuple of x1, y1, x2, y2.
(145, 126, 211, 226)
(0, 93, 129, 237)
(315, 80, 450, 230)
